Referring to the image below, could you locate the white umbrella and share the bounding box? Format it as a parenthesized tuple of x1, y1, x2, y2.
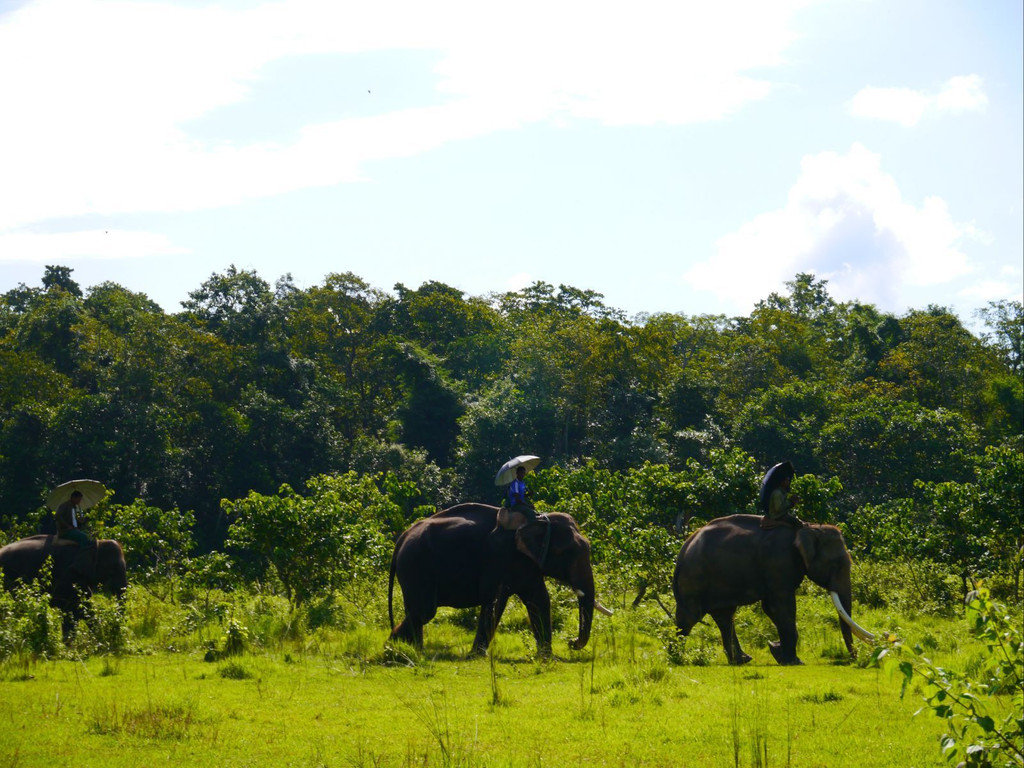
(45, 479, 108, 511)
(494, 455, 541, 486)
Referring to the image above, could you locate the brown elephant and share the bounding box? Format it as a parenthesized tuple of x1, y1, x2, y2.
(0, 535, 128, 634)
(673, 514, 873, 665)
(388, 503, 612, 656)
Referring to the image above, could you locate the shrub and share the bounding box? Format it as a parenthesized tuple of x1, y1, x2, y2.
(88, 500, 196, 584)
(885, 586, 1023, 767)
(0, 567, 63, 662)
(223, 473, 402, 606)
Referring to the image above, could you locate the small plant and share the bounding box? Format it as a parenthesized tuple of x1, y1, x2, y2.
(218, 660, 253, 680)
(81, 596, 131, 656)
(88, 698, 200, 740)
(222, 617, 249, 657)
(0, 564, 63, 662)
(800, 689, 843, 704)
(488, 647, 504, 707)
(882, 585, 1023, 767)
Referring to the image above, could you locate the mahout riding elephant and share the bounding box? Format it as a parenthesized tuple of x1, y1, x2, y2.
(0, 535, 128, 634)
(673, 514, 873, 665)
(388, 503, 612, 656)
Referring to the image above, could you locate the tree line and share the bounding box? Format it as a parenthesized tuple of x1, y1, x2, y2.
(0, 265, 1020, 597)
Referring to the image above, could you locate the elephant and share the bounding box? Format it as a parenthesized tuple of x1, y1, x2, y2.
(388, 503, 612, 656)
(0, 535, 128, 634)
(672, 514, 874, 665)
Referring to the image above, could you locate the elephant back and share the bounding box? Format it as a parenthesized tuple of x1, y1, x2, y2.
(430, 502, 500, 522)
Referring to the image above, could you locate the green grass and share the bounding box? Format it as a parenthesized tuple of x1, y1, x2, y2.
(0, 586, 989, 768)
(0, 645, 945, 767)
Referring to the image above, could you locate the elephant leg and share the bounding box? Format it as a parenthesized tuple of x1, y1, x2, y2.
(674, 593, 704, 637)
(762, 594, 801, 665)
(470, 586, 511, 656)
(710, 608, 751, 665)
(492, 585, 511, 626)
(391, 617, 424, 647)
(392, 588, 436, 648)
(521, 587, 552, 657)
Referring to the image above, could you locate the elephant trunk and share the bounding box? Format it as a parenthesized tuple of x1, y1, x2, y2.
(567, 556, 596, 651)
(570, 592, 594, 651)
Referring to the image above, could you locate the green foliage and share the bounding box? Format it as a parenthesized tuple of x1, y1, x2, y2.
(790, 473, 843, 523)
(88, 500, 196, 583)
(1, 265, 1019, 548)
(75, 595, 131, 656)
(179, 552, 239, 600)
(530, 449, 759, 597)
(223, 472, 407, 605)
(844, 441, 1023, 600)
(975, 300, 1023, 378)
(221, 618, 249, 657)
(889, 587, 1024, 767)
(852, 559, 959, 615)
(0, 566, 63, 662)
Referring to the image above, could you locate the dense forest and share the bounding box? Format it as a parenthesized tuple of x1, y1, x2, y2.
(1, 265, 1021, 601)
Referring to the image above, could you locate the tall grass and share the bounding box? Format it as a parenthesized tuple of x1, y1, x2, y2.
(0, 572, 1017, 766)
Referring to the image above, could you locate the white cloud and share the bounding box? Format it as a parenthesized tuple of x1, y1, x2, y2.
(0, 0, 812, 240)
(936, 75, 989, 112)
(684, 144, 985, 313)
(505, 272, 534, 292)
(0, 230, 188, 263)
(958, 266, 1024, 305)
(847, 87, 930, 127)
(848, 75, 987, 126)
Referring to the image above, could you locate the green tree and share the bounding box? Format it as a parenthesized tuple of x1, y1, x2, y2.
(817, 386, 979, 508)
(223, 473, 413, 604)
(733, 380, 834, 473)
(390, 281, 504, 383)
(88, 500, 196, 584)
(976, 300, 1023, 378)
(879, 307, 997, 419)
(394, 343, 464, 465)
(282, 272, 401, 450)
(41, 265, 82, 297)
(180, 265, 277, 348)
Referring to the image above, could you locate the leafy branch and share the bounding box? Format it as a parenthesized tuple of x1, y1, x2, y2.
(878, 586, 1023, 767)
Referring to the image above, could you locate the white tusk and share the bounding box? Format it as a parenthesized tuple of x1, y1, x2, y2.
(830, 591, 875, 642)
(574, 589, 615, 617)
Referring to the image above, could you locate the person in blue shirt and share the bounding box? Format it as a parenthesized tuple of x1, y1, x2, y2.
(506, 465, 537, 522)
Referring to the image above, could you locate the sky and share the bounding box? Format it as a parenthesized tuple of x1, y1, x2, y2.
(1, 0, 1021, 323)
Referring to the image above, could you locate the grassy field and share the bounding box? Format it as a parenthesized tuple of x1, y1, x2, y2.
(1, 583, 995, 768)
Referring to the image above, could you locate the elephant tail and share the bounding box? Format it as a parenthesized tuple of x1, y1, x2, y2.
(388, 549, 397, 633)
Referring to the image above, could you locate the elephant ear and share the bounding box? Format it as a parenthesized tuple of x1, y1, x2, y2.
(794, 526, 817, 570)
(514, 522, 547, 566)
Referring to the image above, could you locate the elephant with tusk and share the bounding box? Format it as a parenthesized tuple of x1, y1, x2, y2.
(672, 514, 874, 665)
(389, 503, 612, 656)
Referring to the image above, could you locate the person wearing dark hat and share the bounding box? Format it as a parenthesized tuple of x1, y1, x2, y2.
(760, 461, 804, 529)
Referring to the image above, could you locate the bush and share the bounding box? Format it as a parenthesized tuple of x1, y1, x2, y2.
(88, 500, 196, 584)
(0, 568, 63, 662)
(884, 586, 1023, 767)
(854, 559, 959, 615)
(223, 472, 404, 606)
